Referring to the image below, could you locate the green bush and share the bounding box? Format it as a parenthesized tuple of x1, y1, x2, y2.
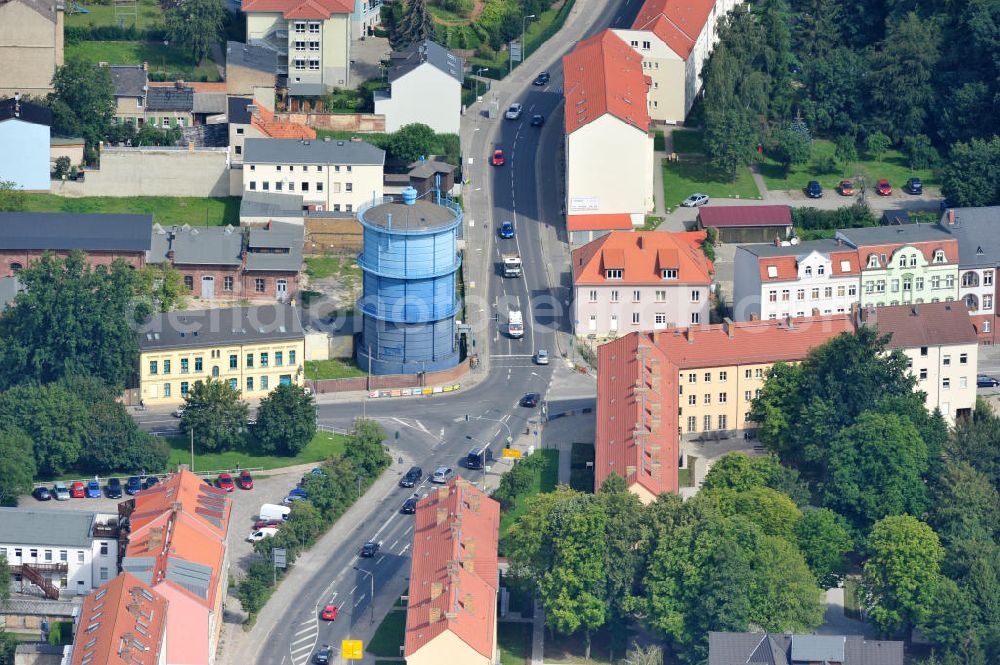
(64, 25, 165, 42)
(791, 202, 876, 231)
(701, 227, 717, 262)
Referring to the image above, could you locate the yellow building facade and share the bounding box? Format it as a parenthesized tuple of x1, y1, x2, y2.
(677, 362, 774, 438)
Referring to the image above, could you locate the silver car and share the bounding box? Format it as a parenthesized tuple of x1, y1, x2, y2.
(505, 103, 523, 120)
(52, 482, 71, 501)
(535, 349, 549, 365)
(431, 467, 455, 484)
(681, 192, 710, 207)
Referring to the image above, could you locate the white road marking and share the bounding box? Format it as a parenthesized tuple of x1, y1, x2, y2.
(377, 555, 386, 564)
(354, 594, 367, 607)
(350, 585, 357, 594)
(399, 542, 411, 554)
(389, 538, 399, 549)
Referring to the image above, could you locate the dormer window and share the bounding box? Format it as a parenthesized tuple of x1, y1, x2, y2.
(867, 255, 879, 268)
(909, 255, 917, 267)
(934, 249, 946, 263)
(817, 265, 825, 275)
(606, 269, 623, 280)
(804, 266, 812, 277)
(898, 255, 907, 268)
(661, 268, 677, 280)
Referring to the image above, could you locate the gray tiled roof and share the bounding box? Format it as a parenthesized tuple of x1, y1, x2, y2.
(109, 64, 147, 98)
(148, 224, 242, 267)
(226, 40, 278, 74)
(193, 92, 227, 114)
(244, 137, 385, 165)
(738, 238, 850, 258)
(245, 223, 304, 272)
(708, 632, 903, 665)
(835, 224, 954, 247)
(166, 557, 213, 600)
(0, 212, 152, 251)
(408, 159, 457, 178)
(388, 39, 463, 84)
(0, 508, 98, 548)
(240, 191, 305, 219)
(137, 304, 304, 351)
(288, 82, 328, 97)
(146, 86, 194, 112)
(0, 97, 52, 127)
(938, 206, 1000, 268)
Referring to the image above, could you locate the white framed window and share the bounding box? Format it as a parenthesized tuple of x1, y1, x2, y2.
(588, 290, 597, 302)
(632, 290, 641, 302)
(294, 59, 306, 70)
(818, 265, 825, 275)
(849, 285, 857, 296)
(309, 41, 320, 51)
(781, 289, 790, 301)
(837, 286, 845, 297)
(767, 265, 778, 278)
(840, 260, 851, 272)
(719, 392, 727, 403)
(703, 415, 712, 431)
(295, 40, 306, 50)
(797, 289, 805, 300)
(984, 295, 994, 310)
(910, 255, 918, 267)
(687, 416, 697, 433)
(824, 287, 833, 298)
(309, 60, 320, 70)
(691, 312, 700, 324)
(769, 290, 778, 302)
(744, 390, 752, 400)
(294, 21, 306, 32)
(719, 371, 727, 381)
(654, 313, 667, 327)
(655, 290, 666, 302)
(662, 269, 677, 280)
(718, 414, 727, 430)
(606, 269, 623, 280)
(609, 314, 618, 331)
(631, 312, 640, 325)
(805, 266, 812, 277)
(610, 290, 619, 302)
(960, 353, 968, 364)
(943, 377, 951, 390)
(868, 255, 879, 268)
(943, 354, 951, 366)
(308, 21, 320, 32)
(985, 270, 994, 286)
(960, 376, 968, 389)
(688, 395, 697, 406)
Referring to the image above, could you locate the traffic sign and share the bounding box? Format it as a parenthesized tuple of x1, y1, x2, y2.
(272, 548, 287, 569)
(502, 449, 522, 459)
(342, 640, 363, 659)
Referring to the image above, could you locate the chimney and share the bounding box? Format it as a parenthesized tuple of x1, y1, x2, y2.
(463, 593, 474, 612)
(652, 330, 660, 345)
(836, 238, 843, 246)
(429, 607, 441, 623)
(785, 315, 794, 329)
(948, 209, 956, 225)
(430, 582, 443, 600)
(637, 235, 643, 249)
(686, 327, 695, 344)
(723, 317, 734, 338)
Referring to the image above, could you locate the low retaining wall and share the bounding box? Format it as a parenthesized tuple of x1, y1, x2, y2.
(50, 146, 230, 197)
(308, 357, 470, 394)
(275, 112, 385, 133)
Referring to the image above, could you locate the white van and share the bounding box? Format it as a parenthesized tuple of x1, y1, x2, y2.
(259, 503, 291, 522)
(246, 527, 279, 543)
(508, 310, 524, 338)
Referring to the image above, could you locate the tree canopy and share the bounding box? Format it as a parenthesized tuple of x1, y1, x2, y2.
(181, 379, 249, 452)
(253, 384, 317, 456)
(48, 60, 115, 152)
(164, 0, 224, 64)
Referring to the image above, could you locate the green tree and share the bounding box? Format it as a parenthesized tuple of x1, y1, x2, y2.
(929, 459, 1000, 550)
(795, 508, 854, 587)
(712, 486, 803, 541)
(138, 264, 190, 312)
(391, 0, 435, 49)
(823, 411, 929, 529)
(801, 48, 865, 136)
(918, 577, 979, 653)
(0, 429, 35, 506)
(164, 0, 225, 64)
(0, 252, 147, 390)
(80, 398, 169, 474)
(861, 515, 944, 636)
(865, 130, 892, 162)
(0, 181, 26, 212)
(181, 379, 249, 452)
(0, 554, 9, 602)
(387, 123, 437, 165)
(494, 457, 535, 508)
(700, 452, 809, 504)
(946, 399, 1000, 485)
(834, 132, 859, 164)
(902, 133, 940, 170)
(53, 156, 71, 179)
(704, 107, 759, 178)
(0, 382, 89, 475)
(253, 384, 316, 456)
(0, 630, 14, 665)
(941, 136, 1000, 207)
(751, 535, 825, 631)
(599, 474, 647, 630)
(48, 61, 115, 151)
(771, 120, 812, 173)
(345, 418, 390, 478)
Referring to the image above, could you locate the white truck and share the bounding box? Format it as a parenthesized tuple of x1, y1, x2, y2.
(502, 254, 522, 278)
(508, 310, 524, 338)
(259, 503, 291, 522)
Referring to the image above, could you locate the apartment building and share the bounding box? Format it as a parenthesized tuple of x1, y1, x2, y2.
(242, 0, 353, 96)
(939, 206, 1000, 343)
(0, 0, 63, 98)
(596, 316, 855, 501)
(732, 239, 861, 321)
(0, 508, 119, 597)
(860, 302, 978, 423)
(572, 231, 714, 338)
(404, 479, 500, 665)
(834, 225, 960, 308)
(243, 137, 384, 213)
(136, 304, 306, 406)
(563, 30, 654, 245)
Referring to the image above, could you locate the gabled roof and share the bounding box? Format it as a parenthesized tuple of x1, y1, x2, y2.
(563, 30, 650, 134)
(573, 231, 713, 286)
(738, 239, 862, 282)
(145, 86, 194, 112)
(387, 40, 463, 84)
(0, 212, 152, 252)
(193, 92, 227, 115)
(148, 223, 243, 267)
(242, 0, 352, 19)
(0, 97, 52, 127)
(109, 65, 147, 98)
(239, 191, 305, 219)
(566, 213, 636, 232)
(698, 205, 792, 229)
(0, 508, 106, 548)
(244, 137, 384, 165)
(631, 0, 717, 59)
(245, 222, 304, 272)
(136, 304, 305, 351)
(707, 632, 903, 665)
(835, 225, 959, 266)
(405, 479, 500, 662)
(70, 573, 168, 665)
(860, 301, 978, 349)
(0, 0, 58, 23)
(226, 40, 279, 74)
(938, 206, 1000, 268)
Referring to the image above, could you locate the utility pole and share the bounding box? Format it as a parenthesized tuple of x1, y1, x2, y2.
(190, 428, 194, 472)
(519, 14, 536, 72)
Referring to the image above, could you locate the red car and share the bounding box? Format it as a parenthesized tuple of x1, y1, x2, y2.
(238, 471, 254, 490)
(491, 149, 505, 166)
(70, 481, 86, 498)
(321, 605, 338, 621)
(253, 519, 283, 530)
(216, 473, 235, 492)
(876, 179, 892, 196)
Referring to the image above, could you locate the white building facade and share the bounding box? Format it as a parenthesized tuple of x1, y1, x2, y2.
(374, 40, 463, 135)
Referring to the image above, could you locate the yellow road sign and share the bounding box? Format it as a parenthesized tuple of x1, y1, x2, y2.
(342, 640, 363, 660)
(502, 448, 522, 459)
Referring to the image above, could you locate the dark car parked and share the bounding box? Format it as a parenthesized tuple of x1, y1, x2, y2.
(401, 498, 418, 514)
(977, 375, 1000, 388)
(905, 177, 923, 195)
(32, 486, 52, 501)
(106, 477, 123, 498)
(399, 466, 423, 488)
(806, 180, 823, 198)
(520, 392, 540, 408)
(144, 476, 160, 490)
(126, 476, 142, 495)
(532, 72, 550, 86)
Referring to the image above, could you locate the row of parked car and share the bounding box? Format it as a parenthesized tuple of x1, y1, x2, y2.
(32, 476, 159, 501)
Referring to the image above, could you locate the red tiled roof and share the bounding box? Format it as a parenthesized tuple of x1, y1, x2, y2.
(573, 231, 714, 286)
(698, 205, 793, 228)
(242, 0, 352, 18)
(405, 479, 500, 662)
(861, 301, 978, 349)
(596, 315, 856, 498)
(759, 255, 798, 281)
(563, 30, 650, 134)
(632, 0, 717, 59)
(251, 104, 317, 140)
(855, 241, 959, 268)
(566, 213, 636, 231)
(70, 573, 168, 665)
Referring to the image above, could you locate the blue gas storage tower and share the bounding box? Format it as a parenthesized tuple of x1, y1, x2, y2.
(355, 186, 462, 375)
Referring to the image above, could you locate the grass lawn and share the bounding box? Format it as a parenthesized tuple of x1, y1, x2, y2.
(498, 622, 533, 665)
(844, 577, 862, 620)
(305, 359, 366, 380)
(304, 255, 362, 281)
(670, 129, 705, 154)
(427, 3, 471, 22)
(47, 621, 74, 646)
(19, 194, 240, 226)
(569, 442, 594, 493)
(65, 40, 222, 82)
(662, 157, 761, 212)
(499, 449, 559, 542)
(165, 430, 348, 474)
(65, 0, 164, 29)
(469, 0, 574, 78)
(758, 139, 939, 193)
(678, 467, 690, 487)
(367, 610, 406, 658)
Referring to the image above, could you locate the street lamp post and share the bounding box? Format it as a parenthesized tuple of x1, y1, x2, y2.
(475, 67, 489, 99)
(354, 566, 375, 625)
(519, 14, 536, 71)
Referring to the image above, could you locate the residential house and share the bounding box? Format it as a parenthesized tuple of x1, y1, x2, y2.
(697, 205, 792, 244)
(145, 83, 194, 129)
(732, 239, 861, 321)
(68, 573, 168, 665)
(0, 96, 51, 190)
(109, 64, 148, 126)
(0, 508, 119, 598)
(938, 206, 1000, 343)
(242, 0, 354, 96)
(119, 468, 230, 665)
(0, 212, 152, 277)
(50, 135, 85, 168)
(243, 137, 385, 213)
(374, 40, 463, 135)
(563, 30, 654, 245)
(225, 40, 278, 96)
(404, 479, 500, 665)
(596, 315, 855, 501)
(708, 632, 903, 665)
(0, 0, 63, 97)
(228, 97, 316, 164)
(147, 222, 303, 301)
(614, 0, 742, 124)
(136, 304, 305, 405)
(192, 90, 228, 125)
(350, 0, 380, 39)
(572, 231, 714, 338)
(407, 159, 457, 198)
(860, 302, 978, 423)
(834, 225, 960, 308)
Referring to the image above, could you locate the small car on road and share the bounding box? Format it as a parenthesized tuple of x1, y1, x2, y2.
(238, 470, 254, 490)
(905, 177, 923, 195)
(535, 349, 549, 365)
(106, 477, 123, 498)
(838, 180, 856, 196)
(532, 72, 550, 86)
(217, 473, 236, 492)
(70, 481, 86, 498)
(977, 375, 1000, 388)
(876, 179, 893, 196)
(431, 467, 455, 484)
(806, 180, 823, 198)
(52, 482, 70, 501)
(321, 605, 338, 621)
(314, 645, 332, 665)
(399, 466, 422, 488)
(32, 486, 51, 501)
(499, 221, 515, 239)
(491, 148, 505, 166)
(505, 103, 523, 120)
(681, 192, 710, 207)
(401, 497, 418, 514)
(520, 392, 540, 408)
(530, 114, 545, 127)
(86, 480, 102, 498)
(360, 541, 381, 558)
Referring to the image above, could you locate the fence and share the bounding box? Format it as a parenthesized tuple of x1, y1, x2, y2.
(307, 357, 470, 394)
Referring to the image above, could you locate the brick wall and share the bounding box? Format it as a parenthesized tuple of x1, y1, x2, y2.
(0, 249, 145, 277)
(274, 112, 385, 133)
(308, 358, 470, 394)
(174, 264, 299, 302)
